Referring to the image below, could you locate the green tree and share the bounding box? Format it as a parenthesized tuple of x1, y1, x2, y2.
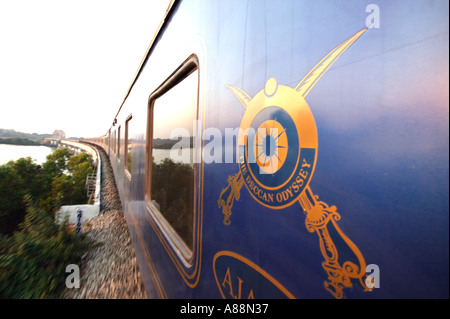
(38, 148, 72, 211)
(42, 148, 71, 178)
(0, 157, 44, 234)
(0, 149, 96, 298)
(0, 148, 95, 235)
(0, 137, 40, 145)
(50, 174, 74, 208)
(0, 196, 89, 298)
(68, 153, 94, 204)
(8, 157, 42, 200)
(40, 149, 94, 210)
(151, 158, 194, 248)
(0, 165, 24, 234)
(49, 152, 94, 207)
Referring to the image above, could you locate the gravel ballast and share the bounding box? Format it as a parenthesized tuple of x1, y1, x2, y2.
(63, 146, 147, 299)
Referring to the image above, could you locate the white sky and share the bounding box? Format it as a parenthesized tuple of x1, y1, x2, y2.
(0, 0, 171, 138)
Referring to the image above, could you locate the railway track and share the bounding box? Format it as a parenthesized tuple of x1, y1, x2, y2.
(63, 145, 146, 299)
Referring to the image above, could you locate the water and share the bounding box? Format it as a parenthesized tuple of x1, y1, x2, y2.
(0, 145, 193, 166)
(0, 144, 55, 165)
(152, 148, 194, 165)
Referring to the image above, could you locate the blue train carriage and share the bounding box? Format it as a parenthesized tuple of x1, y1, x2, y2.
(83, 0, 449, 299)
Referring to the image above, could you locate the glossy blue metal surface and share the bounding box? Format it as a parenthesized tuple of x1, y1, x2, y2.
(84, 0, 449, 299)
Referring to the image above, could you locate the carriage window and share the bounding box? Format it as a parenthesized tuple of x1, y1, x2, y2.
(108, 130, 111, 151)
(113, 129, 117, 153)
(125, 116, 132, 178)
(118, 125, 121, 159)
(148, 64, 198, 255)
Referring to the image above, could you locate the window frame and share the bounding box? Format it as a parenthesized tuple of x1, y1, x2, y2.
(124, 114, 133, 180)
(113, 129, 116, 153)
(146, 54, 200, 265)
(117, 125, 121, 160)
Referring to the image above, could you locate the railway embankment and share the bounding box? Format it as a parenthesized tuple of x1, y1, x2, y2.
(63, 146, 146, 299)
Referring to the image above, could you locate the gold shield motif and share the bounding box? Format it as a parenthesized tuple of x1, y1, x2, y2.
(218, 28, 372, 298)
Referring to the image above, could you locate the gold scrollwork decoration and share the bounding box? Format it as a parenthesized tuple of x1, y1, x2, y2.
(218, 172, 244, 225)
(301, 187, 372, 299)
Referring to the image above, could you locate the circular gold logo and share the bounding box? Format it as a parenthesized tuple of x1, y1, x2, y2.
(237, 78, 318, 209)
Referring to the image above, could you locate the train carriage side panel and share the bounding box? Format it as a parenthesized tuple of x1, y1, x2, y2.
(86, 0, 448, 299)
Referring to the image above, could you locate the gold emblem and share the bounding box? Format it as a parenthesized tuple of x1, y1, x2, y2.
(218, 28, 372, 298)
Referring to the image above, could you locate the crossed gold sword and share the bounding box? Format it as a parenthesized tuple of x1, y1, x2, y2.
(218, 28, 372, 299)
